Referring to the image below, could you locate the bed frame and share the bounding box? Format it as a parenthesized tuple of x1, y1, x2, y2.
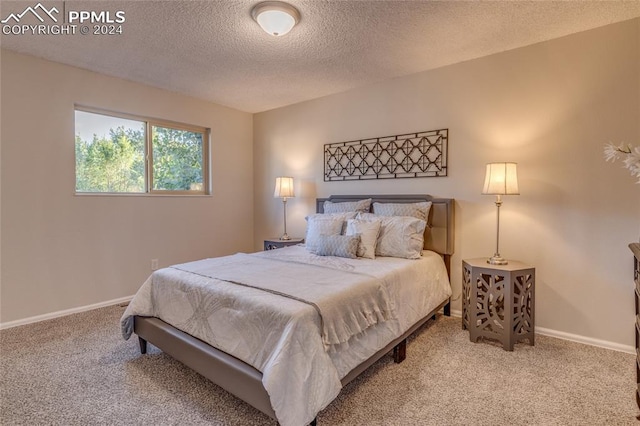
(133, 194, 454, 425)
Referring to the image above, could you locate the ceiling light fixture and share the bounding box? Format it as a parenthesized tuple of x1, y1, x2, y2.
(251, 1, 300, 37)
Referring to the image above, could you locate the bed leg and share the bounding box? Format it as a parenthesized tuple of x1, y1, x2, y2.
(444, 301, 451, 317)
(138, 336, 148, 354)
(393, 339, 406, 363)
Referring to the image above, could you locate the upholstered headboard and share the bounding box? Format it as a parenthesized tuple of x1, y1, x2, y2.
(315, 194, 455, 258)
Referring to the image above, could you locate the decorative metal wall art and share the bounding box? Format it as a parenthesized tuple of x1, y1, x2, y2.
(324, 128, 448, 181)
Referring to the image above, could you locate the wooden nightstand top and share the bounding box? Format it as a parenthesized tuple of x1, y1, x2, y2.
(463, 258, 532, 271)
(264, 237, 304, 244)
(264, 238, 304, 251)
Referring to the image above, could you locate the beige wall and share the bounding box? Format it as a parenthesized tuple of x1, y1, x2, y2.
(1, 50, 254, 323)
(1, 19, 638, 348)
(254, 19, 640, 348)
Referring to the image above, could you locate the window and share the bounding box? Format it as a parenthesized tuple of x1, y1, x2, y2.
(74, 107, 209, 194)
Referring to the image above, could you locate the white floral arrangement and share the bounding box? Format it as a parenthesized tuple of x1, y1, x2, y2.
(604, 143, 640, 183)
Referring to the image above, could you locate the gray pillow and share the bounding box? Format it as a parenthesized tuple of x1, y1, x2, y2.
(305, 212, 357, 253)
(314, 234, 361, 259)
(372, 201, 432, 223)
(358, 213, 426, 259)
(323, 198, 372, 214)
(305, 215, 346, 253)
(345, 218, 382, 259)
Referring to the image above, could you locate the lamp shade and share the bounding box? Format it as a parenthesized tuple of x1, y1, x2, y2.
(482, 163, 519, 195)
(251, 1, 300, 36)
(274, 176, 295, 198)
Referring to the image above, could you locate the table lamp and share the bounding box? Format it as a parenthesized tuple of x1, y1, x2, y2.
(274, 176, 295, 240)
(482, 163, 519, 265)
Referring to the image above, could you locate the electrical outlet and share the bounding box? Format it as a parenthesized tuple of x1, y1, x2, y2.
(151, 259, 159, 270)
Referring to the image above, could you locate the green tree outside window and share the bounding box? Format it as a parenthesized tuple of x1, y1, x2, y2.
(75, 109, 208, 194)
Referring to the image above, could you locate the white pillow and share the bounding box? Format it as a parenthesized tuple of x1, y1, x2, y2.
(345, 218, 382, 259)
(372, 201, 432, 223)
(358, 213, 426, 259)
(314, 234, 360, 259)
(323, 198, 372, 214)
(305, 214, 352, 253)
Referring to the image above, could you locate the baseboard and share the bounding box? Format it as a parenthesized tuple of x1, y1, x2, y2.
(0, 296, 134, 330)
(448, 309, 634, 355)
(535, 326, 635, 354)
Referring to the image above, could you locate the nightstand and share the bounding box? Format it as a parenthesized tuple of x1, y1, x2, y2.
(462, 258, 535, 351)
(629, 243, 640, 411)
(264, 238, 304, 251)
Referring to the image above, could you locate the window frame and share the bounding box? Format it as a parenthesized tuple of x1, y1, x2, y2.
(74, 105, 210, 196)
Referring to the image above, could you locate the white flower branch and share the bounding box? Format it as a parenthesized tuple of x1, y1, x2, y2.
(604, 142, 640, 183)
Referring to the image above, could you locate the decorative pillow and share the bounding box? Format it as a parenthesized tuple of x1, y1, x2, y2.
(306, 212, 357, 222)
(372, 201, 432, 223)
(305, 214, 351, 253)
(358, 213, 426, 259)
(345, 218, 382, 259)
(314, 234, 360, 259)
(323, 198, 372, 214)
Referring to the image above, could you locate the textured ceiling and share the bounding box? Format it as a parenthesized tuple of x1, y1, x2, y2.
(1, 1, 639, 113)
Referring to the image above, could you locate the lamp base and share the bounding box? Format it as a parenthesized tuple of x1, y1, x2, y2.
(487, 255, 508, 265)
(279, 234, 291, 241)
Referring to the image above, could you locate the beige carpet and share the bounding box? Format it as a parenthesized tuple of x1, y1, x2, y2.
(0, 304, 637, 425)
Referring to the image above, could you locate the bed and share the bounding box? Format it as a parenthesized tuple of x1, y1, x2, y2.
(121, 194, 454, 426)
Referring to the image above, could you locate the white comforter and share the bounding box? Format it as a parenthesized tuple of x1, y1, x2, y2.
(121, 246, 451, 426)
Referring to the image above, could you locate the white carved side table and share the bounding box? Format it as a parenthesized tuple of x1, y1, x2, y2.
(462, 258, 535, 351)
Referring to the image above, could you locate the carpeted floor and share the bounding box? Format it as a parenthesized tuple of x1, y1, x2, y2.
(0, 304, 637, 425)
